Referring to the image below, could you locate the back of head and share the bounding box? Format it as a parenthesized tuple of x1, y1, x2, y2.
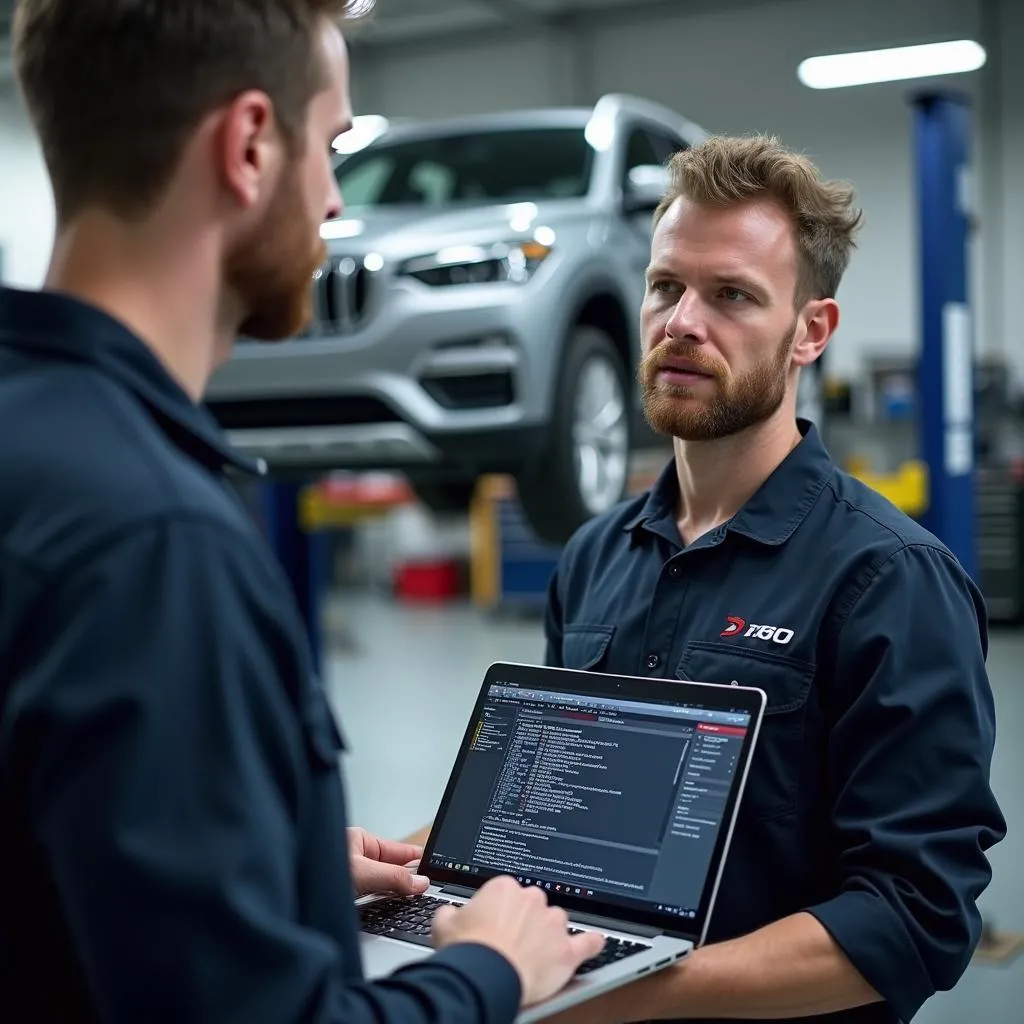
(654, 134, 863, 306)
(11, 0, 373, 223)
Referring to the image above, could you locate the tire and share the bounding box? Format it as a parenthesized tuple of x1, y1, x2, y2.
(516, 326, 632, 546)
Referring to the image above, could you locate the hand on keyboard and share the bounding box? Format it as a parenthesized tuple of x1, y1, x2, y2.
(432, 876, 606, 1007)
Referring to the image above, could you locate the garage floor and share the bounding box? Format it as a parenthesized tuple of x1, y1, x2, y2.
(323, 591, 1024, 1023)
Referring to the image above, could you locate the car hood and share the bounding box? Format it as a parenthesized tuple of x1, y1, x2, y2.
(321, 200, 588, 259)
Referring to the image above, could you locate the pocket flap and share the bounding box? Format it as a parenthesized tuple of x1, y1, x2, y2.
(676, 640, 813, 714)
(561, 624, 615, 670)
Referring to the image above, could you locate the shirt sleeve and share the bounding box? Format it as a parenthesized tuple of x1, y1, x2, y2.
(543, 565, 565, 667)
(13, 514, 520, 1024)
(805, 542, 1007, 1023)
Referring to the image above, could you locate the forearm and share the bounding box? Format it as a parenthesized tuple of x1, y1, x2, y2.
(618, 912, 881, 1021)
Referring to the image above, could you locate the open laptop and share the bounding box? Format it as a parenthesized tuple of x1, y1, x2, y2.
(358, 661, 766, 1022)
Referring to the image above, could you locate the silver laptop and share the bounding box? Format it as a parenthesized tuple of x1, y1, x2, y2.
(358, 661, 766, 1022)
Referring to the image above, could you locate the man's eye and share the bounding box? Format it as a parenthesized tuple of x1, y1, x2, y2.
(722, 288, 748, 302)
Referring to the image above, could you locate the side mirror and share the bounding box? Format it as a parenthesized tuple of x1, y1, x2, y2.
(623, 164, 669, 214)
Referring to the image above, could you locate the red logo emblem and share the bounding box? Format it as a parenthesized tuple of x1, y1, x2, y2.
(721, 616, 745, 638)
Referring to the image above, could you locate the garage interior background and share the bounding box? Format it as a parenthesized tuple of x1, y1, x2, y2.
(2, 0, 1023, 1020)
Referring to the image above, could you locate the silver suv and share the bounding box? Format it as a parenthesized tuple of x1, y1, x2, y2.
(205, 94, 709, 543)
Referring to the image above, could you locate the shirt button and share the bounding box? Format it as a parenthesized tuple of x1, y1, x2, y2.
(645, 653, 661, 670)
(668, 563, 681, 578)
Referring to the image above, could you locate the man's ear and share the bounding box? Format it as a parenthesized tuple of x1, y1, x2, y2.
(792, 298, 839, 368)
(217, 90, 280, 209)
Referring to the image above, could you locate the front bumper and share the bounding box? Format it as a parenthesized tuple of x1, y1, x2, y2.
(205, 269, 559, 473)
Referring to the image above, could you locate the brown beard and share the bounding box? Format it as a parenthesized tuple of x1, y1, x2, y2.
(225, 158, 326, 342)
(639, 321, 796, 441)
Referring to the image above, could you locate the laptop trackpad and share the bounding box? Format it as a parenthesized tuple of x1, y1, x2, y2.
(361, 932, 434, 978)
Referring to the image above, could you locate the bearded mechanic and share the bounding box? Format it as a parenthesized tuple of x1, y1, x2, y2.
(539, 136, 1006, 1023)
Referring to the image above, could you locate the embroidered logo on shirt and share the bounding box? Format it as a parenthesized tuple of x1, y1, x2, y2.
(721, 616, 794, 645)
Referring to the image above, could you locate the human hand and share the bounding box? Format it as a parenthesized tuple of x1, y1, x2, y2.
(432, 875, 605, 1007)
(347, 826, 430, 898)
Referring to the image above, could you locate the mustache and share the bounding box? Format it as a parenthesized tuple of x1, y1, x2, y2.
(643, 344, 724, 378)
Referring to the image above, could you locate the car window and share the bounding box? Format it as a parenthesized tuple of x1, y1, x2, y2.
(623, 126, 688, 184)
(624, 129, 662, 176)
(336, 155, 396, 207)
(334, 127, 595, 208)
(648, 131, 688, 163)
(409, 162, 456, 205)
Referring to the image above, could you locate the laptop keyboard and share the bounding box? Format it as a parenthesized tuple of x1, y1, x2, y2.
(359, 894, 450, 948)
(568, 927, 652, 975)
(358, 895, 652, 974)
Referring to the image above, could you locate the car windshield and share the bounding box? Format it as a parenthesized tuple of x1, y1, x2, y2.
(334, 127, 594, 209)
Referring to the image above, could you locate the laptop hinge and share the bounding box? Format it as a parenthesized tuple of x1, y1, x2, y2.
(568, 909, 660, 938)
(439, 883, 475, 898)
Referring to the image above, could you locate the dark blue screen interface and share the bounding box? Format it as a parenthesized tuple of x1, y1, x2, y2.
(428, 682, 751, 920)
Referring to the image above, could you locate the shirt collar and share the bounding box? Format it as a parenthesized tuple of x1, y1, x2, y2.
(0, 285, 265, 477)
(624, 419, 835, 547)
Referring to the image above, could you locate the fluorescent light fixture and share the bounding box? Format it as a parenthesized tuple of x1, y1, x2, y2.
(334, 114, 390, 154)
(798, 40, 986, 90)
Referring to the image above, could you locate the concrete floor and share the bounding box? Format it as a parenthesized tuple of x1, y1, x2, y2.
(323, 591, 1024, 1023)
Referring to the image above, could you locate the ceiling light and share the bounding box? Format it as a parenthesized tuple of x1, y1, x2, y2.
(797, 40, 986, 90)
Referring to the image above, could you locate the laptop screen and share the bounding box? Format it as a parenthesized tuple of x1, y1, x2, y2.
(423, 665, 763, 937)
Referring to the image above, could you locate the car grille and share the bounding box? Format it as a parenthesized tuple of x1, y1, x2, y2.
(303, 256, 373, 336)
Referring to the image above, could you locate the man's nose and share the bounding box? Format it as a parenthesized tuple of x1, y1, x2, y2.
(325, 178, 344, 222)
(665, 292, 705, 341)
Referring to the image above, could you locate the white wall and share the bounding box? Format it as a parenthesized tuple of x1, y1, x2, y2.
(0, 84, 55, 288)
(0, 0, 1020, 383)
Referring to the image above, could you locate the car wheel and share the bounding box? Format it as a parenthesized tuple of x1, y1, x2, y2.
(516, 325, 631, 545)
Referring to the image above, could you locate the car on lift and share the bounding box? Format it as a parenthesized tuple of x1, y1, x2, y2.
(204, 94, 709, 544)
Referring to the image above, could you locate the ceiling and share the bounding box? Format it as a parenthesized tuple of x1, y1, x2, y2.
(0, 0, 732, 84)
(347, 0, 716, 45)
(0, 0, 732, 51)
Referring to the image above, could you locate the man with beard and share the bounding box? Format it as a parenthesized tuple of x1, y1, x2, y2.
(541, 136, 1005, 1024)
(0, 3, 603, 1023)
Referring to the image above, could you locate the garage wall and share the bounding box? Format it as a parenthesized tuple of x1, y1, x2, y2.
(0, 0, 1020, 385)
(0, 83, 54, 288)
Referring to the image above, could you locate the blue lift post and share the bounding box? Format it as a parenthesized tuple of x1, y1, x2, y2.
(912, 91, 978, 581)
(257, 481, 329, 676)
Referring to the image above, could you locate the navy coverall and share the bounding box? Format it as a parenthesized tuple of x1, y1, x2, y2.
(0, 286, 521, 1024)
(545, 419, 1006, 1023)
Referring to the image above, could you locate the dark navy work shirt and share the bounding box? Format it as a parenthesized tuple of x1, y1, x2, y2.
(0, 286, 520, 1024)
(545, 421, 1006, 1024)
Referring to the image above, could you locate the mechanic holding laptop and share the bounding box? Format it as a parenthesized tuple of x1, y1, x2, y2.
(535, 137, 1006, 1023)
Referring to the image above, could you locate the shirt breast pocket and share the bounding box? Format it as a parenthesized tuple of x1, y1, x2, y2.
(676, 640, 814, 821)
(560, 624, 616, 670)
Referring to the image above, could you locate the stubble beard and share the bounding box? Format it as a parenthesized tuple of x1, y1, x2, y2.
(224, 157, 326, 343)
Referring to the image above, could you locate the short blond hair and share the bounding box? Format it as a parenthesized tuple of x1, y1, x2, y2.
(654, 134, 863, 305)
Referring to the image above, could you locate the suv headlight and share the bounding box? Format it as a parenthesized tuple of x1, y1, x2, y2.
(398, 240, 553, 287)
